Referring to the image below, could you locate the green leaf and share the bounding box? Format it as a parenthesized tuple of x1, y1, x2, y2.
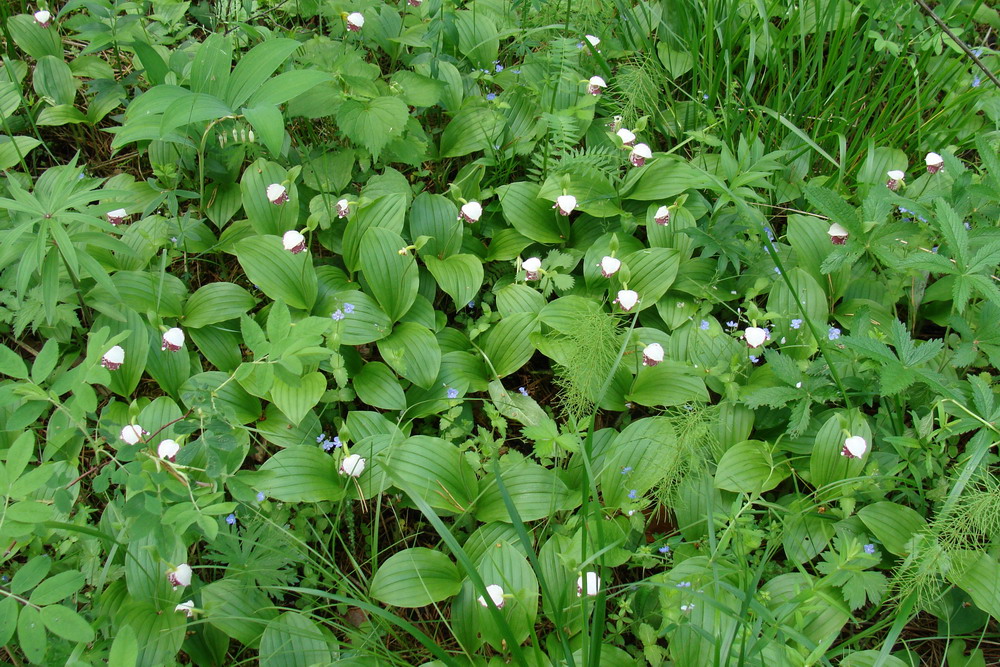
(370, 548, 462, 608)
(240, 158, 300, 236)
(258, 446, 345, 502)
(159, 93, 233, 137)
(225, 39, 301, 108)
(36, 104, 88, 126)
(331, 290, 393, 345)
(476, 458, 570, 523)
(183, 283, 256, 328)
(117, 601, 186, 666)
(495, 283, 546, 317)
(359, 228, 418, 322)
(376, 323, 441, 389)
(34, 56, 76, 106)
(383, 436, 477, 514)
(235, 236, 317, 311)
(495, 182, 565, 244)
(408, 193, 462, 258)
(336, 96, 408, 160)
(950, 553, 1000, 621)
(39, 604, 95, 643)
(28, 570, 85, 605)
(248, 71, 333, 107)
(201, 578, 277, 647)
(481, 312, 539, 378)
(618, 247, 680, 308)
(342, 194, 408, 272)
(180, 371, 261, 425)
(0, 597, 17, 646)
(622, 157, 712, 200)
(7, 15, 62, 59)
(715, 440, 784, 494)
(259, 612, 335, 667)
(108, 624, 138, 667)
(423, 254, 484, 310)
(269, 372, 325, 426)
(355, 362, 407, 411)
(17, 605, 46, 664)
(857, 502, 926, 556)
(243, 104, 286, 157)
(627, 362, 709, 407)
(809, 411, 871, 493)
(0, 344, 28, 379)
(0, 136, 42, 171)
(440, 106, 506, 158)
(455, 11, 500, 68)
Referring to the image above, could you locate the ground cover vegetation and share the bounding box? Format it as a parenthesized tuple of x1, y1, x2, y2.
(0, 0, 998, 664)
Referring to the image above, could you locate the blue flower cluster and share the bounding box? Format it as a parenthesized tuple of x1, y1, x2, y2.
(317, 433, 342, 451)
(331, 303, 355, 321)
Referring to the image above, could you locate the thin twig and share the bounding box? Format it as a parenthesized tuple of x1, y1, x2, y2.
(913, 0, 1000, 89)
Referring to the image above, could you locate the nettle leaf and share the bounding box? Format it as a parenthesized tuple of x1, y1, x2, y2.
(336, 97, 408, 160)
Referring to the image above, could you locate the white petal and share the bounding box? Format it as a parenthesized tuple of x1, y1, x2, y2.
(588, 76, 606, 88)
(347, 12, 365, 27)
(103, 345, 125, 365)
(170, 563, 192, 587)
(34, 10, 51, 23)
(600, 256, 621, 275)
(120, 424, 146, 445)
(158, 439, 180, 460)
(887, 170, 905, 181)
(631, 143, 652, 159)
(655, 205, 669, 219)
(925, 152, 943, 166)
(615, 128, 635, 144)
(107, 208, 127, 218)
(175, 600, 195, 616)
(616, 289, 639, 310)
(461, 201, 482, 221)
(282, 230, 305, 251)
(266, 183, 286, 203)
(577, 572, 600, 596)
(162, 327, 185, 348)
(743, 327, 767, 348)
(556, 195, 577, 213)
(522, 257, 541, 272)
(843, 435, 868, 458)
(340, 454, 366, 477)
(643, 343, 664, 363)
(478, 584, 505, 608)
(585, 35, 600, 46)
(827, 222, 848, 237)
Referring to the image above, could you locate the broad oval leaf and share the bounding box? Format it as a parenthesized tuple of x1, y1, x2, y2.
(424, 254, 484, 310)
(376, 322, 441, 389)
(370, 547, 462, 608)
(183, 282, 256, 328)
(258, 446, 345, 502)
(359, 227, 418, 322)
(234, 235, 318, 311)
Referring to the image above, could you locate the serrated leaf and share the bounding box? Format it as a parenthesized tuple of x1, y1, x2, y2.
(336, 97, 408, 160)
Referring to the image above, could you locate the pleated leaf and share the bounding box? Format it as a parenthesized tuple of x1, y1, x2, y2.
(370, 548, 462, 608)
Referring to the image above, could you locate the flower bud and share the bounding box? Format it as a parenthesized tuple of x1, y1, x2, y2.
(459, 201, 482, 223)
(346, 11, 365, 31)
(615, 289, 639, 311)
(654, 205, 670, 225)
(101, 345, 125, 370)
(478, 584, 505, 608)
(743, 327, 767, 349)
(841, 435, 868, 459)
(885, 170, 905, 191)
(925, 152, 943, 174)
(554, 195, 576, 216)
(158, 439, 180, 462)
(107, 208, 128, 226)
(587, 76, 606, 95)
(642, 343, 664, 366)
(282, 230, 306, 254)
(827, 222, 849, 245)
(161, 327, 184, 352)
(167, 563, 192, 589)
(630, 143, 652, 167)
(266, 183, 288, 205)
(522, 257, 541, 280)
(599, 256, 621, 277)
(340, 454, 366, 477)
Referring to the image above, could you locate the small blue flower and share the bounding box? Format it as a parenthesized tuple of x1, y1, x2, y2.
(494, 64, 504, 73)
(974, 48, 983, 57)
(486, 92, 496, 101)
(447, 387, 459, 399)
(702, 93, 709, 100)
(675, 581, 691, 588)
(964, 221, 971, 230)
(343, 303, 355, 314)
(699, 320, 710, 330)
(790, 318, 802, 329)
(512, 69, 521, 74)
(577, 42, 585, 49)
(864, 543, 876, 555)
(256, 491, 266, 502)
(898, 206, 909, 214)
(763, 245, 770, 254)
(467, 301, 475, 309)
(828, 327, 841, 340)
(931, 246, 939, 254)
(621, 466, 633, 474)
(171, 237, 179, 244)
(658, 545, 670, 554)
(316, 433, 326, 443)
(518, 386, 529, 396)
(726, 321, 738, 329)
(764, 227, 775, 242)
(322, 436, 341, 452)
(0, 575, 7, 583)
(331, 310, 344, 321)
(973, 74, 981, 87)
(749, 355, 759, 363)
(226, 514, 236, 525)
(627, 489, 638, 500)
(773, 266, 781, 275)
